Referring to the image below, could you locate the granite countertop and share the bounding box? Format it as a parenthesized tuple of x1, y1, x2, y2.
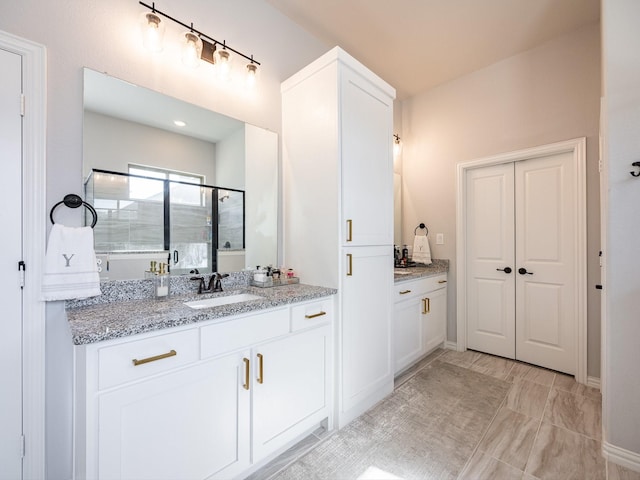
(394, 259, 449, 283)
(67, 283, 336, 346)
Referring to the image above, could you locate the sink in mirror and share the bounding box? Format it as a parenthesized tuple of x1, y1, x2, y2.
(184, 293, 263, 309)
(83, 68, 278, 279)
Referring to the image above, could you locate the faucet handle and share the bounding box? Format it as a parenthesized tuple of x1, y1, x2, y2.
(190, 276, 205, 294)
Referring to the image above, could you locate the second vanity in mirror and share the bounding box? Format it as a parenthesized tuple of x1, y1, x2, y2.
(83, 68, 278, 279)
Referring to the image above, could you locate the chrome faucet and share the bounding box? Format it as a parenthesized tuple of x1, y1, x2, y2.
(190, 272, 229, 294)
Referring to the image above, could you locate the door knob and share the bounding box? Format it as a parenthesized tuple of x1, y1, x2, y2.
(518, 268, 533, 275)
(496, 267, 512, 274)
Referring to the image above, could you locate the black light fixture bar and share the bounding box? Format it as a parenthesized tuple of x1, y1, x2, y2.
(139, 1, 260, 65)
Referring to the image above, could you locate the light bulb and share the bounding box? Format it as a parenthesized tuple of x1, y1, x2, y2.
(215, 49, 232, 80)
(393, 135, 402, 157)
(182, 32, 203, 68)
(245, 63, 258, 90)
(140, 11, 165, 53)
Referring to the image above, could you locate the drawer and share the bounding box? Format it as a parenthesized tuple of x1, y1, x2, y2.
(201, 307, 289, 359)
(394, 274, 447, 302)
(291, 297, 334, 332)
(98, 328, 199, 390)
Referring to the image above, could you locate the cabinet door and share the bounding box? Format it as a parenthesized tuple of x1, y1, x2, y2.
(394, 296, 423, 374)
(341, 67, 394, 246)
(252, 325, 331, 461)
(98, 351, 250, 480)
(423, 287, 447, 354)
(341, 246, 393, 416)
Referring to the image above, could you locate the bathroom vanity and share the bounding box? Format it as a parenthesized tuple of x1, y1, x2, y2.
(393, 261, 449, 375)
(69, 280, 335, 480)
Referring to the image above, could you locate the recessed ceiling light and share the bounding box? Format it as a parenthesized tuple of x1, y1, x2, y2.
(174, 120, 187, 127)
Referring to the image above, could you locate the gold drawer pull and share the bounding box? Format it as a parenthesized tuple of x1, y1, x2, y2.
(422, 298, 431, 314)
(346, 219, 353, 242)
(438, 280, 447, 284)
(132, 349, 176, 366)
(347, 254, 353, 276)
(399, 290, 412, 295)
(257, 353, 264, 384)
(243, 358, 250, 390)
(305, 311, 327, 319)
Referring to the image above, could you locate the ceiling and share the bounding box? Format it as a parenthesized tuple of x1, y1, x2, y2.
(266, 0, 601, 99)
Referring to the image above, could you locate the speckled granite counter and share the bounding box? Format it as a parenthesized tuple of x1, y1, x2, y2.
(67, 282, 336, 345)
(394, 259, 449, 283)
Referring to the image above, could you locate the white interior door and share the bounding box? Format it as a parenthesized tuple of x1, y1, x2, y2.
(466, 163, 516, 359)
(515, 152, 576, 374)
(0, 47, 24, 480)
(465, 152, 578, 375)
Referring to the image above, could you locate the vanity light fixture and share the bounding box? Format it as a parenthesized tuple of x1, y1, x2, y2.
(393, 134, 403, 157)
(245, 59, 258, 90)
(140, 7, 165, 52)
(215, 45, 232, 80)
(139, 2, 261, 83)
(182, 29, 203, 68)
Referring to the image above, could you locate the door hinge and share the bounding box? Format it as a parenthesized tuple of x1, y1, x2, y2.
(20, 94, 25, 117)
(18, 260, 25, 288)
(21, 435, 25, 458)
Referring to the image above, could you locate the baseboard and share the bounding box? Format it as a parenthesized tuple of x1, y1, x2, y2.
(444, 341, 457, 350)
(587, 376, 601, 390)
(603, 441, 640, 473)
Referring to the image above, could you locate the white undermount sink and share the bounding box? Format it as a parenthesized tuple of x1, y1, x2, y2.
(184, 293, 263, 309)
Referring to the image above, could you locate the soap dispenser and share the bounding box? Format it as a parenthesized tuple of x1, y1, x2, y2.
(155, 263, 170, 298)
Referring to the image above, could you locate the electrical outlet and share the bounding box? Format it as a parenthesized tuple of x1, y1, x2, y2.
(436, 233, 444, 245)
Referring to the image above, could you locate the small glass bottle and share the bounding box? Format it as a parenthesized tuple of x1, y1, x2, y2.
(155, 263, 170, 298)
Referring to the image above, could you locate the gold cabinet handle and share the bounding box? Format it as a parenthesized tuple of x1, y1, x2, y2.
(243, 358, 250, 390)
(347, 253, 353, 276)
(305, 311, 327, 319)
(399, 290, 412, 295)
(257, 353, 264, 384)
(438, 280, 447, 284)
(346, 219, 353, 242)
(422, 297, 431, 314)
(132, 349, 176, 366)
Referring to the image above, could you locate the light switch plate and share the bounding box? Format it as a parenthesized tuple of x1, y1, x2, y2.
(436, 233, 444, 245)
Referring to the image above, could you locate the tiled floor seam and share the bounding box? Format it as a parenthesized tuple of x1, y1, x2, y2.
(455, 361, 514, 479)
(521, 372, 557, 476)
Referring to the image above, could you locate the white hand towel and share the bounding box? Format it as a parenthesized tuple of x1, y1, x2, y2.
(42, 224, 101, 301)
(412, 234, 432, 265)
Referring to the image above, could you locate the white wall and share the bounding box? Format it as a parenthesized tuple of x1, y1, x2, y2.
(245, 124, 279, 269)
(84, 111, 216, 182)
(0, 2, 328, 478)
(401, 23, 602, 376)
(215, 126, 246, 189)
(602, 0, 640, 461)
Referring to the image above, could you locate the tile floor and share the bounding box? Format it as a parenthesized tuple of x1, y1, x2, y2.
(250, 348, 640, 480)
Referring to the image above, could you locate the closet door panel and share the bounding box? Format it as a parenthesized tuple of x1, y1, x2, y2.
(465, 163, 516, 359)
(515, 152, 576, 374)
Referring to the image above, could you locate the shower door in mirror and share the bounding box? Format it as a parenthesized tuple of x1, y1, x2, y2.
(169, 182, 215, 275)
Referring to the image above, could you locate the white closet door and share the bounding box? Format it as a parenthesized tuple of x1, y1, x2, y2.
(0, 47, 23, 480)
(465, 163, 516, 359)
(515, 152, 576, 374)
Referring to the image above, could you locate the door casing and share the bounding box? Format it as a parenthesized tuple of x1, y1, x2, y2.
(456, 138, 587, 384)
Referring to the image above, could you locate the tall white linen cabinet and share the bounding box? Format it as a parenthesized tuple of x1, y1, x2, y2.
(282, 47, 396, 427)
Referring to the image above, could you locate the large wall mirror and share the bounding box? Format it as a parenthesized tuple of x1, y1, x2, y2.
(83, 68, 278, 279)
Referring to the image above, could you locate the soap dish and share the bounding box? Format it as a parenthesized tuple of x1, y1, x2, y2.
(251, 277, 300, 288)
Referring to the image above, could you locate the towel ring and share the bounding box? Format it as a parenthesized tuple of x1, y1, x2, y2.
(414, 223, 429, 236)
(50, 194, 98, 228)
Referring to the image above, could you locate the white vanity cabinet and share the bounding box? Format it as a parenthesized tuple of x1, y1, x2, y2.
(74, 298, 334, 480)
(393, 274, 448, 374)
(282, 47, 395, 428)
